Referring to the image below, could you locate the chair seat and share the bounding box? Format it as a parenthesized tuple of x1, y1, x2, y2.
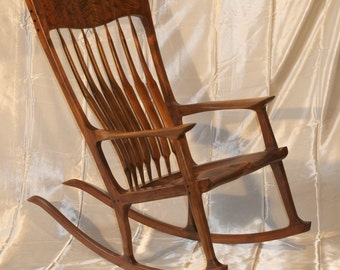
(140, 147, 288, 196)
(196, 147, 288, 192)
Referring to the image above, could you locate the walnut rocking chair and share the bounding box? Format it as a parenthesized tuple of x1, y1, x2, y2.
(24, 0, 311, 269)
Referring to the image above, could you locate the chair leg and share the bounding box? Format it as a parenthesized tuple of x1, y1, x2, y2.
(114, 204, 137, 264)
(187, 188, 228, 269)
(185, 197, 199, 232)
(271, 161, 310, 226)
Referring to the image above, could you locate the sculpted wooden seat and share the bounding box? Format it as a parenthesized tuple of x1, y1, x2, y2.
(25, 0, 311, 269)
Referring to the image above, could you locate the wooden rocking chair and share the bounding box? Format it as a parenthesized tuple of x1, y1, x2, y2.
(24, 0, 311, 269)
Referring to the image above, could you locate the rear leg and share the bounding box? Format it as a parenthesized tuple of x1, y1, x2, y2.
(114, 204, 138, 265)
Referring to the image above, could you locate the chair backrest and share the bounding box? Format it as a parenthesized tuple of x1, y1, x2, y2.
(26, 0, 189, 191)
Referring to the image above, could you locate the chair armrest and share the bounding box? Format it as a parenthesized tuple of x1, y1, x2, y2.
(94, 123, 196, 142)
(177, 96, 275, 116)
(176, 96, 279, 149)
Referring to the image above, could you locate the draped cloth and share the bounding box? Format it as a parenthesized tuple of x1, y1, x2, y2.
(0, 0, 339, 269)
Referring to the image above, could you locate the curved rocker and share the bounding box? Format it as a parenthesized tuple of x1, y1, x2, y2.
(64, 179, 311, 244)
(28, 195, 160, 270)
(24, 0, 311, 269)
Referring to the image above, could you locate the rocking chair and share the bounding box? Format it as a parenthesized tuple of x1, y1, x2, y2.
(24, 0, 311, 269)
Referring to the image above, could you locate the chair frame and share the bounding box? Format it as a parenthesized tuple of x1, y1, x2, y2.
(24, 0, 311, 269)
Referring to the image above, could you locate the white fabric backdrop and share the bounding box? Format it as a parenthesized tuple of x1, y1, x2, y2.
(0, 0, 339, 269)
